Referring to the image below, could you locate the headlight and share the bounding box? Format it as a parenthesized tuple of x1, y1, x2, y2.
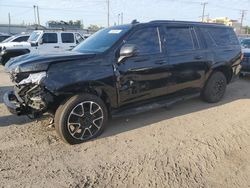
(18, 72, 46, 85)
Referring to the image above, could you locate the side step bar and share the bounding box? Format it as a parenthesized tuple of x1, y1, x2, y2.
(112, 93, 200, 118)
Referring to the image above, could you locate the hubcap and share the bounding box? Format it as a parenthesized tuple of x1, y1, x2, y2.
(214, 79, 225, 96)
(67, 101, 103, 140)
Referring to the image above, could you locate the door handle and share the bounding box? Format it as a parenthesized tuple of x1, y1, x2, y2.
(54, 46, 59, 48)
(194, 55, 203, 60)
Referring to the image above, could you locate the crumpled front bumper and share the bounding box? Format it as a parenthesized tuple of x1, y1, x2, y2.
(3, 90, 31, 116)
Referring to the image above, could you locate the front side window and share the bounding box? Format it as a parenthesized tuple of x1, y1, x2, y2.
(164, 27, 194, 52)
(42, 33, 58, 43)
(61, 33, 74, 43)
(126, 27, 161, 55)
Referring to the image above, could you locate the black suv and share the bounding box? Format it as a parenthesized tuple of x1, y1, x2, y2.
(4, 20, 241, 144)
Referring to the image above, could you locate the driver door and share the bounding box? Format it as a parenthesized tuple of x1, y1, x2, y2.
(37, 33, 61, 52)
(117, 27, 169, 105)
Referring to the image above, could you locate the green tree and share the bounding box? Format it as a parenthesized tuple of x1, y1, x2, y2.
(87, 24, 104, 32)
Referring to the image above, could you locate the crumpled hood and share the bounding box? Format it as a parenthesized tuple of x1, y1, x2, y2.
(5, 51, 96, 73)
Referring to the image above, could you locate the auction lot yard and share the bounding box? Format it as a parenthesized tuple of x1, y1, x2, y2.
(0, 65, 250, 188)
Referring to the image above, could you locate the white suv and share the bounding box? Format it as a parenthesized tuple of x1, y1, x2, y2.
(27, 30, 84, 53)
(0, 30, 84, 64)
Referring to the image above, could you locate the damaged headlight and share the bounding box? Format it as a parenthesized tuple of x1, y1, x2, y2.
(18, 72, 46, 85)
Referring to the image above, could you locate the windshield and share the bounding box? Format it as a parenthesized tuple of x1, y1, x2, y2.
(73, 26, 131, 53)
(2, 36, 15, 43)
(28, 31, 41, 42)
(241, 39, 250, 48)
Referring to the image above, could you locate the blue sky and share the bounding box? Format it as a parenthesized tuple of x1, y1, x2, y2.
(0, 0, 250, 27)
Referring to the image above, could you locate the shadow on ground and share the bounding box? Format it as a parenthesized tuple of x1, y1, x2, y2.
(0, 86, 12, 104)
(100, 78, 250, 139)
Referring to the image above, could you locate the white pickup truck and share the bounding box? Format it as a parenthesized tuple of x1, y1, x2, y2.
(0, 30, 84, 65)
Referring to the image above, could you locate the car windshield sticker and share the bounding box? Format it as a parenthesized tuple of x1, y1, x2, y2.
(108, 30, 122, 34)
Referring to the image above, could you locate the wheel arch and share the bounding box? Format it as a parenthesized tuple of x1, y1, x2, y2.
(211, 64, 233, 84)
(50, 82, 114, 116)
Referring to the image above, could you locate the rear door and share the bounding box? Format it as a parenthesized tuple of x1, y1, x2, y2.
(61, 32, 77, 50)
(163, 26, 209, 94)
(38, 32, 60, 52)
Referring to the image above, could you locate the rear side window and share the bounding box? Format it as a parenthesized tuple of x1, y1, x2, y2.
(201, 27, 239, 47)
(42, 33, 58, 43)
(126, 27, 161, 55)
(13, 36, 29, 42)
(164, 27, 194, 52)
(61, 33, 74, 43)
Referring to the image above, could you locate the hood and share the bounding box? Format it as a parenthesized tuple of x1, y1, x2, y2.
(5, 51, 97, 73)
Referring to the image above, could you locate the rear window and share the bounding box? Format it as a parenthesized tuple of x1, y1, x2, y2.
(61, 33, 74, 43)
(201, 27, 239, 47)
(164, 27, 194, 52)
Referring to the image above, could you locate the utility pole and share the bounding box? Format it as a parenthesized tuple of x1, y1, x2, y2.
(201, 2, 208, 22)
(117, 13, 120, 25)
(107, 0, 110, 27)
(240, 10, 247, 34)
(8, 13, 11, 34)
(33, 5, 37, 24)
(121, 12, 123, 24)
(37, 6, 40, 25)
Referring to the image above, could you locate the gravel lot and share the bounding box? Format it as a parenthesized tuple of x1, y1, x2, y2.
(0, 65, 250, 188)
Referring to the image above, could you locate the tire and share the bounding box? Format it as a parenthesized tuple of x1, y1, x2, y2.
(202, 71, 227, 103)
(55, 94, 108, 145)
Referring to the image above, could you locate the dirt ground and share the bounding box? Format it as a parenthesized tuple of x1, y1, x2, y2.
(0, 65, 250, 188)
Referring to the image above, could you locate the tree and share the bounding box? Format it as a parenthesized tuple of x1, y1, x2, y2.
(87, 24, 104, 32)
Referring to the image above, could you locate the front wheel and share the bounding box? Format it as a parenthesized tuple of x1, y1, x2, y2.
(55, 94, 108, 145)
(202, 71, 227, 103)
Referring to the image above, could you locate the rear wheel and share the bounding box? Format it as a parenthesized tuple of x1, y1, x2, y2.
(202, 71, 227, 103)
(55, 94, 108, 145)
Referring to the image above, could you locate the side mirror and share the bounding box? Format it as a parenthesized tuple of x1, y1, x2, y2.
(38, 38, 43, 45)
(118, 44, 137, 63)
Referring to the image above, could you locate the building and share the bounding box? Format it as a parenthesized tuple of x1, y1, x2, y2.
(204, 17, 241, 34)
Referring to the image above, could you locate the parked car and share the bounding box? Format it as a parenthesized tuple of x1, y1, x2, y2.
(4, 20, 241, 144)
(1, 34, 29, 43)
(0, 30, 84, 65)
(240, 48, 250, 76)
(0, 34, 11, 42)
(240, 38, 250, 49)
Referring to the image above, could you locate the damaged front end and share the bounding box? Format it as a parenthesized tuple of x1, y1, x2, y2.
(4, 70, 54, 118)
